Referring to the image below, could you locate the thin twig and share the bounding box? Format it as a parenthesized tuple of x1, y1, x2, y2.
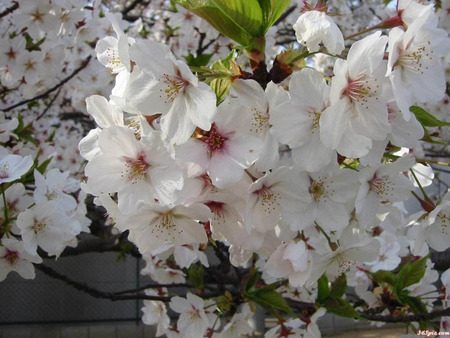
(0, 1, 18, 19)
(35, 263, 171, 302)
(36, 87, 62, 120)
(1, 56, 91, 113)
(359, 307, 450, 323)
(36, 263, 223, 302)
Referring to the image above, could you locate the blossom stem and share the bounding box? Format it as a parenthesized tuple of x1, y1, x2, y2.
(244, 169, 257, 182)
(417, 159, 450, 167)
(1, 184, 9, 226)
(344, 25, 380, 40)
(315, 222, 336, 250)
(409, 168, 433, 204)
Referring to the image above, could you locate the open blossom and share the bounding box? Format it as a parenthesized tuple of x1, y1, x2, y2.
(176, 99, 262, 188)
(423, 192, 450, 252)
(293, 10, 344, 55)
(141, 288, 170, 337)
(169, 293, 213, 338)
(231, 80, 282, 171)
(119, 203, 210, 254)
(386, 11, 450, 119)
(264, 240, 313, 287)
(356, 157, 415, 228)
(0, 238, 42, 282)
(285, 169, 359, 232)
(84, 126, 184, 209)
(117, 40, 217, 144)
(271, 68, 335, 172)
(16, 202, 81, 257)
(96, 12, 133, 74)
(0, 148, 33, 184)
(320, 31, 391, 158)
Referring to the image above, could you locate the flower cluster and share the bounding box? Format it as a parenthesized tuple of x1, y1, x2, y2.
(1, 0, 450, 336)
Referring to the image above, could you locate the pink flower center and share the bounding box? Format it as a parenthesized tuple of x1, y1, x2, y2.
(205, 201, 225, 218)
(0, 162, 10, 179)
(343, 74, 378, 104)
(201, 124, 228, 156)
(369, 175, 391, 204)
(123, 153, 150, 184)
(161, 70, 189, 103)
(4, 249, 19, 265)
(254, 185, 280, 213)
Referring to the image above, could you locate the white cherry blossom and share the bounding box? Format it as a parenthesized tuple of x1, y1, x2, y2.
(293, 10, 344, 55)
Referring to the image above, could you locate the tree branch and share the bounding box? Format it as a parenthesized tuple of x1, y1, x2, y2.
(0, 1, 18, 19)
(36, 87, 62, 120)
(1, 56, 91, 113)
(36, 263, 224, 302)
(35, 263, 172, 302)
(359, 307, 450, 323)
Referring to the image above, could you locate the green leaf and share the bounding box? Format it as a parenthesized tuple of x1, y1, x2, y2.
(187, 264, 204, 290)
(184, 53, 213, 67)
(215, 290, 234, 313)
(370, 270, 396, 286)
(36, 157, 53, 175)
(330, 274, 347, 299)
(210, 0, 264, 36)
(316, 274, 330, 303)
(410, 106, 450, 127)
(13, 114, 38, 146)
(177, 0, 253, 46)
(244, 269, 259, 292)
(265, 0, 292, 29)
(249, 287, 294, 315)
(404, 295, 428, 314)
(323, 298, 361, 319)
(421, 127, 448, 144)
(210, 78, 231, 105)
(395, 256, 428, 290)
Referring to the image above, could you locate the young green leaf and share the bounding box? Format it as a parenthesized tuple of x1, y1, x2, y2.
(187, 264, 205, 290)
(317, 274, 330, 303)
(249, 287, 294, 315)
(330, 274, 347, 299)
(395, 256, 428, 290)
(410, 106, 450, 127)
(264, 0, 292, 30)
(210, 0, 264, 37)
(323, 298, 362, 319)
(244, 269, 259, 292)
(185, 53, 213, 67)
(177, 1, 253, 46)
(370, 270, 396, 286)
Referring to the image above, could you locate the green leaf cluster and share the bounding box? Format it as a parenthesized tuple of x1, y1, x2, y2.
(176, 0, 292, 48)
(188, 264, 205, 291)
(193, 50, 241, 104)
(243, 269, 294, 316)
(316, 274, 361, 319)
(370, 256, 429, 328)
(13, 114, 38, 146)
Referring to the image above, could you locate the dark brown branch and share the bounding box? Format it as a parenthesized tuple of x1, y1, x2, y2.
(0, 1, 18, 19)
(35, 263, 172, 302)
(1, 56, 91, 113)
(113, 282, 193, 295)
(359, 307, 450, 323)
(122, 0, 144, 16)
(36, 87, 62, 120)
(36, 263, 224, 302)
(121, 0, 151, 21)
